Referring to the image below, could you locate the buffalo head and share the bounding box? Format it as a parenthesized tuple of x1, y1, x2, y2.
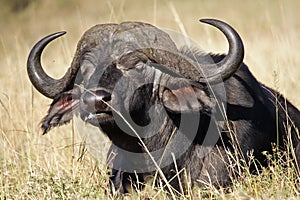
(27, 19, 243, 136)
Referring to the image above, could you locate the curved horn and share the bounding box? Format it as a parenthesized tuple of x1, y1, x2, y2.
(142, 19, 244, 84)
(27, 32, 79, 98)
(199, 18, 244, 83)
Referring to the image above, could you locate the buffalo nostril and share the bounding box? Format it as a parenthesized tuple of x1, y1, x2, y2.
(81, 89, 111, 112)
(95, 90, 111, 102)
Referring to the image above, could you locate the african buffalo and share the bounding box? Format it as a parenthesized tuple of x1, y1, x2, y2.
(27, 18, 300, 193)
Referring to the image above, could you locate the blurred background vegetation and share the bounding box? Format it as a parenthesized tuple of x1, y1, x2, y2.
(0, 0, 300, 199)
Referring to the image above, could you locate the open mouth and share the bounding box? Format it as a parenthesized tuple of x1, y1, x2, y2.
(81, 111, 114, 126)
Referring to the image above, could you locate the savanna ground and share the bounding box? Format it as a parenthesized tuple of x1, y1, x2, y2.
(1, 0, 300, 199)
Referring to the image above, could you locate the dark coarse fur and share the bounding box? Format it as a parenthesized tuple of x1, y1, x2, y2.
(107, 49, 300, 193)
(29, 21, 300, 195)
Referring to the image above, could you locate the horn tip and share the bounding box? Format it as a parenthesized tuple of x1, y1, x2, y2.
(199, 18, 220, 25)
(56, 31, 67, 36)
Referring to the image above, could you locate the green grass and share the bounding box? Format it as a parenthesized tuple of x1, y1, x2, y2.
(1, 0, 300, 199)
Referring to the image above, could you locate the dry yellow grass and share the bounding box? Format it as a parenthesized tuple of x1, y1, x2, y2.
(1, 0, 300, 199)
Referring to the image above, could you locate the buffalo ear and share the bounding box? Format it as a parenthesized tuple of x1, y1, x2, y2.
(41, 88, 80, 134)
(162, 86, 214, 113)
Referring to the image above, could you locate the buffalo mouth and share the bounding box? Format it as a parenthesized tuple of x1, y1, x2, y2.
(80, 110, 114, 127)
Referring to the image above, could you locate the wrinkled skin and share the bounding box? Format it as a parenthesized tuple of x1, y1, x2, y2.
(27, 20, 300, 194)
